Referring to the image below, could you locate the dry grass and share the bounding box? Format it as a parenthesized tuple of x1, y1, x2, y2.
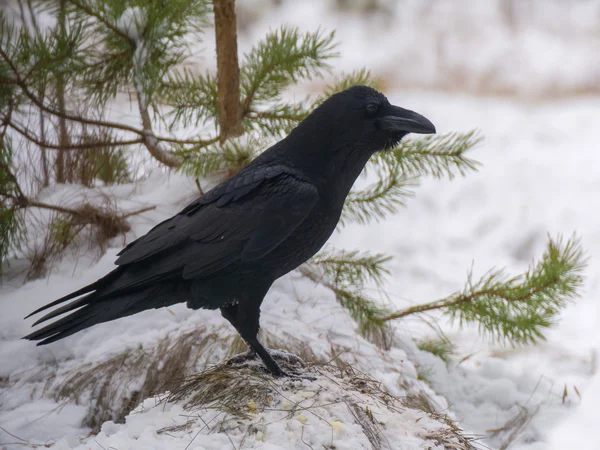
(52, 327, 326, 433)
(162, 358, 477, 450)
(403, 391, 481, 450)
(47, 322, 476, 448)
(54, 327, 232, 432)
(24, 196, 132, 280)
(487, 403, 541, 450)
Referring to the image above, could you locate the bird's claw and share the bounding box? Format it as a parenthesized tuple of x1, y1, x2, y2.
(226, 350, 258, 365)
(265, 349, 305, 366)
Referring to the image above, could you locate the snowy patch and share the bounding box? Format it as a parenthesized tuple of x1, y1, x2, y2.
(115, 7, 146, 41)
(49, 363, 472, 450)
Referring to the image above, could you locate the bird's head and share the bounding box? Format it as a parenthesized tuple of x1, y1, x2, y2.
(317, 85, 436, 152)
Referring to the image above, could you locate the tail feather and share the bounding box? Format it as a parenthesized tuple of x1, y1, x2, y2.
(32, 294, 96, 326)
(24, 306, 103, 343)
(24, 284, 187, 345)
(24, 267, 124, 320)
(24, 282, 98, 319)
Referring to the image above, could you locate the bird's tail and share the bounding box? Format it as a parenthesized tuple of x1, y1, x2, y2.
(23, 270, 183, 345)
(24, 288, 180, 345)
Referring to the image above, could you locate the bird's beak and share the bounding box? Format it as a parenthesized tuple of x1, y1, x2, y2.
(377, 105, 436, 135)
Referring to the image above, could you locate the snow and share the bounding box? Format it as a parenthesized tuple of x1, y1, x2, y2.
(116, 7, 146, 42)
(238, 0, 600, 97)
(2, 1, 600, 449)
(44, 367, 464, 450)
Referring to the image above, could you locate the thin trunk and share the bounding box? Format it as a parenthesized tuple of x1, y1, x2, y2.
(55, 0, 69, 183)
(213, 0, 242, 143)
(135, 90, 182, 168)
(39, 111, 50, 187)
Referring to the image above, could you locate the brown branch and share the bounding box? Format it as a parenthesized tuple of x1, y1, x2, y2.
(9, 121, 143, 150)
(247, 109, 306, 122)
(134, 69, 181, 168)
(0, 46, 145, 135)
(4, 191, 155, 222)
(0, 161, 26, 201)
(0, 33, 215, 166)
(67, 0, 132, 42)
(120, 205, 156, 219)
(380, 284, 555, 323)
(55, 0, 70, 183)
(213, 0, 242, 142)
(157, 135, 219, 147)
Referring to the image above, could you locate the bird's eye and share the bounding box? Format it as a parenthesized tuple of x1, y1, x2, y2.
(365, 103, 379, 116)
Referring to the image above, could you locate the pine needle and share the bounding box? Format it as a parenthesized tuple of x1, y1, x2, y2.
(383, 235, 586, 346)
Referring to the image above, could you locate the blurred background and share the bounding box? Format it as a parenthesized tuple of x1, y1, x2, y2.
(235, 0, 600, 97)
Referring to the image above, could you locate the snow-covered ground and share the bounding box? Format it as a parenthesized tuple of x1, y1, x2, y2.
(2, 1, 600, 449)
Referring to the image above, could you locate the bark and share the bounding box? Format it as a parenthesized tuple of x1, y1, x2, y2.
(55, 0, 70, 183)
(213, 0, 242, 142)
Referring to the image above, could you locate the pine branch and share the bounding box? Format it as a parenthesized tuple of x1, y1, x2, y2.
(8, 120, 143, 150)
(179, 136, 265, 178)
(301, 248, 394, 348)
(342, 163, 414, 226)
(299, 264, 391, 349)
(67, 0, 131, 42)
(382, 235, 586, 346)
(0, 136, 24, 270)
(245, 101, 309, 137)
(240, 26, 337, 115)
(312, 248, 392, 290)
(1, 44, 213, 149)
(162, 68, 219, 129)
(388, 130, 482, 180)
(324, 68, 382, 95)
(341, 130, 481, 226)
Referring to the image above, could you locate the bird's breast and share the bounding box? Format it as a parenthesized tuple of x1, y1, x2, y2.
(261, 199, 342, 278)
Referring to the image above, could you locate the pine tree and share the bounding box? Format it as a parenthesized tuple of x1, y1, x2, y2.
(0, 0, 585, 349)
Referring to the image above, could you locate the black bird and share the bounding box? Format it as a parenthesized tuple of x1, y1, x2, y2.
(24, 86, 435, 376)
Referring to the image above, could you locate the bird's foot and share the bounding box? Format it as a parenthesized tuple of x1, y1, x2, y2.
(226, 349, 258, 365)
(276, 370, 317, 381)
(264, 349, 306, 366)
(264, 352, 315, 380)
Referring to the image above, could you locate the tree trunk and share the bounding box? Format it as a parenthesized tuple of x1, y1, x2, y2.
(213, 0, 242, 143)
(55, 0, 69, 183)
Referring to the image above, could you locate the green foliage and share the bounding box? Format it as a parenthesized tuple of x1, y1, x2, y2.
(306, 249, 393, 347)
(321, 68, 382, 97)
(64, 0, 211, 108)
(180, 136, 265, 178)
(240, 26, 336, 136)
(341, 131, 481, 225)
(165, 25, 337, 143)
(388, 130, 482, 180)
(445, 235, 585, 345)
(342, 156, 414, 225)
(417, 338, 457, 364)
(50, 215, 80, 248)
(162, 68, 219, 129)
(0, 137, 23, 272)
(94, 148, 131, 185)
(313, 249, 391, 290)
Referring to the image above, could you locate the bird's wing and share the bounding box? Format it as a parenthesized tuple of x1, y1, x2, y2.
(114, 165, 318, 282)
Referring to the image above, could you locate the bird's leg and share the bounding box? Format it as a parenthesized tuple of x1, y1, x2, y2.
(221, 304, 257, 363)
(225, 302, 286, 377)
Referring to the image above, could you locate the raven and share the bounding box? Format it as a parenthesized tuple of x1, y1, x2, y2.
(24, 86, 435, 376)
